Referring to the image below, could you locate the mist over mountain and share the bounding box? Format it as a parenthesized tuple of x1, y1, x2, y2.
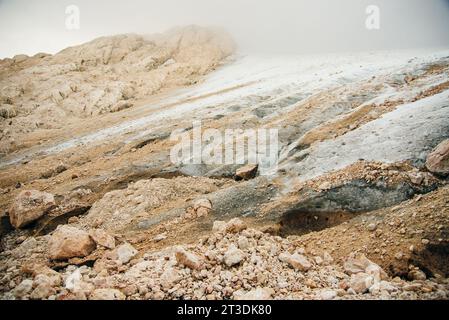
(1, 0, 449, 58)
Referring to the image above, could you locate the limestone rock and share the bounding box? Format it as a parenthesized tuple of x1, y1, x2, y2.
(175, 247, 203, 270)
(349, 273, 375, 294)
(223, 245, 244, 267)
(34, 273, 61, 288)
(212, 220, 226, 233)
(408, 268, 427, 281)
(9, 190, 55, 228)
(193, 198, 213, 217)
(116, 243, 138, 264)
(235, 287, 274, 300)
(225, 218, 247, 234)
(344, 253, 387, 281)
(13, 279, 33, 298)
(237, 236, 250, 250)
(30, 276, 56, 300)
(90, 288, 126, 300)
(426, 139, 449, 176)
(153, 233, 167, 242)
(344, 254, 374, 274)
(65, 269, 83, 292)
(48, 225, 96, 260)
(319, 289, 338, 300)
(279, 252, 312, 271)
(235, 164, 259, 181)
(89, 229, 115, 249)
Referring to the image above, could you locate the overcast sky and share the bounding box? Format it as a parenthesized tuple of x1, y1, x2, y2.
(1, 0, 449, 58)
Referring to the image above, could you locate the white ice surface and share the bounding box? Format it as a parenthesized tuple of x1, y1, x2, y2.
(1, 49, 449, 168)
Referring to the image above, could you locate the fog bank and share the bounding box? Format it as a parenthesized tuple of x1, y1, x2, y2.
(1, 0, 449, 58)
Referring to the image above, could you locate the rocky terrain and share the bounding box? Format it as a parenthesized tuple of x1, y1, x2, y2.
(0, 29, 448, 300)
(0, 25, 235, 154)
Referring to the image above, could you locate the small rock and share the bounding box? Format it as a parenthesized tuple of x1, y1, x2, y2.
(153, 233, 167, 242)
(48, 225, 96, 260)
(408, 268, 427, 281)
(237, 236, 250, 250)
(193, 198, 213, 217)
(289, 253, 312, 271)
(409, 172, 424, 185)
(116, 243, 138, 264)
(319, 289, 338, 300)
(65, 269, 82, 291)
(160, 267, 182, 288)
(367, 223, 377, 232)
(235, 287, 274, 300)
(34, 273, 61, 288)
(175, 247, 203, 270)
(30, 281, 56, 300)
(318, 181, 332, 190)
(279, 252, 311, 271)
(13, 279, 33, 298)
(212, 220, 227, 233)
(225, 218, 247, 233)
(90, 288, 126, 300)
(349, 273, 374, 294)
(323, 252, 334, 265)
(9, 190, 55, 228)
(314, 256, 323, 265)
(89, 229, 115, 249)
(235, 164, 258, 181)
(365, 263, 388, 282)
(223, 245, 244, 267)
(395, 252, 404, 260)
(425, 139, 449, 176)
(344, 253, 373, 274)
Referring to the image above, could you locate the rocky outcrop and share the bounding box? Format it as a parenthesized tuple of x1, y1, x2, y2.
(270, 162, 441, 234)
(0, 26, 235, 154)
(83, 176, 223, 231)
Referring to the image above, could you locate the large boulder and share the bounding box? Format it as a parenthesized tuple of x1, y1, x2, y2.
(426, 139, 449, 176)
(9, 190, 55, 228)
(48, 225, 96, 260)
